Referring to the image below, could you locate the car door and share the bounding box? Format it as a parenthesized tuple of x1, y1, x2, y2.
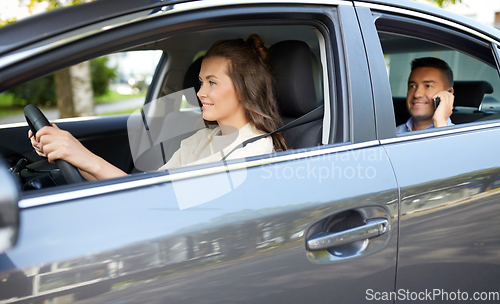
(357, 2, 500, 302)
(0, 1, 399, 303)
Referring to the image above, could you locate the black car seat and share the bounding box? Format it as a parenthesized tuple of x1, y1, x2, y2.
(451, 80, 494, 123)
(393, 97, 410, 126)
(269, 40, 323, 149)
(182, 56, 204, 107)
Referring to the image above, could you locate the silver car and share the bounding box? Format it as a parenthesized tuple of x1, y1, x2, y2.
(0, 0, 500, 303)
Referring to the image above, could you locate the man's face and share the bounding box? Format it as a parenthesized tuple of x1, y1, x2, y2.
(406, 67, 448, 121)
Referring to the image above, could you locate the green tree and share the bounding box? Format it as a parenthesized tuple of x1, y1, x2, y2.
(28, 0, 91, 11)
(7, 75, 56, 107)
(0, 0, 96, 116)
(5, 56, 116, 107)
(0, 1, 92, 27)
(90, 56, 118, 97)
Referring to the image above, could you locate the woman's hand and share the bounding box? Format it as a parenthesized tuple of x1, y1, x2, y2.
(27, 124, 127, 180)
(28, 128, 46, 157)
(29, 124, 92, 167)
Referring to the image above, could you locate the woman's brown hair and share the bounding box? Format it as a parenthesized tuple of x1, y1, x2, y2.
(204, 34, 289, 151)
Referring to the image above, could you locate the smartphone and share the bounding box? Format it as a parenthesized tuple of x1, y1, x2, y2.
(433, 89, 452, 109)
(433, 97, 440, 109)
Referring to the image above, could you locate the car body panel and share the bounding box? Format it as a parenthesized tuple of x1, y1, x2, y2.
(382, 127, 500, 301)
(0, 0, 183, 56)
(337, 5, 377, 143)
(2, 145, 399, 303)
(354, 6, 396, 140)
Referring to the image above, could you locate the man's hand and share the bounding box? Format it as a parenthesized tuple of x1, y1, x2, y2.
(432, 89, 454, 128)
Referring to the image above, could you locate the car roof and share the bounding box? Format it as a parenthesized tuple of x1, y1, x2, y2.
(355, 0, 500, 40)
(0, 0, 187, 56)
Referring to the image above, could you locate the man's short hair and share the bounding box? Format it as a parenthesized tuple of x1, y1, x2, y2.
(411, 57, 454, 88)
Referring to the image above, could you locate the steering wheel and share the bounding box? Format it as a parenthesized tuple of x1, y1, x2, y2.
(24, 104, 85, 184)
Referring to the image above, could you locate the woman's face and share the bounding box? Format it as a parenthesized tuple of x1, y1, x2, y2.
(197, 57, 249, 130)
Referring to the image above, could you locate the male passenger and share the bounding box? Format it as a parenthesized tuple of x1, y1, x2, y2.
(396, 57, 455, 133)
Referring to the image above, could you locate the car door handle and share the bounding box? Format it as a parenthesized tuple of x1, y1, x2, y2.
(307, 218, 388, 251)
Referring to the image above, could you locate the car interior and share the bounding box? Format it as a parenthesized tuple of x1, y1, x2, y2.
(377, 31, 500, 128)
(3, 23, 332, 190)
(125, 24, 329, 172)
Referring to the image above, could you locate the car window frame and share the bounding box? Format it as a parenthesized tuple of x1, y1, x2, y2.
(359, 5, 500, 143)
(12, 2, 373, 208)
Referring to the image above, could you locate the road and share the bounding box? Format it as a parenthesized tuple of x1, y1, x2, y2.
(0, 98, 144, 124)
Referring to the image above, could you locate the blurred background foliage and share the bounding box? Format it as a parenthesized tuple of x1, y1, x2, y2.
(429, 0, 461, 7)
(90, 56, 118, 97)
(6, 56, 117, 107)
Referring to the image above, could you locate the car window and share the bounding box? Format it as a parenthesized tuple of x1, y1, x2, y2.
(0, 50, 162, 125)
(375, 16, 500, 133)
(3, 20, 338, 192)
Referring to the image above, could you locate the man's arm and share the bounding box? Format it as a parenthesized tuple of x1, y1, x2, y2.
(432, 89, 454, 127)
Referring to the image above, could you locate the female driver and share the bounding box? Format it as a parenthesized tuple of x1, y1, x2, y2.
(29, 34, 287, 180)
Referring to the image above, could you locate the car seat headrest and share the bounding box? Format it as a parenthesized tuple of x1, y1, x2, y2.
(269, 40, 317, 117)
(453, 80, 493, 108)
(183, 56, 204, 107)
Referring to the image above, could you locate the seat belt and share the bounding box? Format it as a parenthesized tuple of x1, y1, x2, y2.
(221, 105, 324, 161)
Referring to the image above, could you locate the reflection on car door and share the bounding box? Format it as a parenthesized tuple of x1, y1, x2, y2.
(384, 129, 500, 302)
(2, 143, 398, 303)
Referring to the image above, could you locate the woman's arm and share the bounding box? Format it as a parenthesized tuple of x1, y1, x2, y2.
(28, 124, 127, 180)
